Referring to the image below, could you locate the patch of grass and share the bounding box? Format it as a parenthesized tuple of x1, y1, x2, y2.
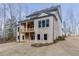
(56, 36, 66, 41)
(31, 43, 53, 47)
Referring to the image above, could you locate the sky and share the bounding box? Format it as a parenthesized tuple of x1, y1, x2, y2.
(22, 3, 79, 34)
(27, 3, 53, 14)
(22, 3, 79, 26)
(27, 3, 79, 32)
(0, 3, 79, 35)
(61, 4, 79, 34)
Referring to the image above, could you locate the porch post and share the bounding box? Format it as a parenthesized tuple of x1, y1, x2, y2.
(35, 34, 37, 43)
(29, 32, 30, 43)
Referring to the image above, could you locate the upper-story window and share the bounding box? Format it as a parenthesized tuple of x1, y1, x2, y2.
(18, 27, 20, 32)
(46, 19, 49, 27)
(38, 19, 49, 28)
(42, 20, 45, 27)
(38, 21, 41, 28)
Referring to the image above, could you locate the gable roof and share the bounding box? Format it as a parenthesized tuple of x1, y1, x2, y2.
(26, 5, 60, 18)
(19, 5, 62, 23)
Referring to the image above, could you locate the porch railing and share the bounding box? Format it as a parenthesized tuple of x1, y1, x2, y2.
(21, 28, 26, 32)
(21, 28, 34, 33)
(27, 28, 34, 32)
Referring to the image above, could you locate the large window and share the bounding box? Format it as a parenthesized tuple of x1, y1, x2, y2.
(38, 21, 41, 28)
(46, 19, 49, 27)
(42, 20, 45, 27)
(38, 19, 49, 28)
(37, 34, 40, 40)
(44, 34, 47, 40)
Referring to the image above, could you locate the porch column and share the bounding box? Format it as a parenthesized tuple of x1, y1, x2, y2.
(29, 32, 31, 43)
(26, 22, 27, 32)
(35, 34, 37, 43)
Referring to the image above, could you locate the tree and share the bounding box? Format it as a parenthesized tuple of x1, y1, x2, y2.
(63, 8, 75, 35)
(3, 4, 6, 41)
(5, 18, 14, 40)
(0, 3, 28, 42)
(2, 4, 17, 41)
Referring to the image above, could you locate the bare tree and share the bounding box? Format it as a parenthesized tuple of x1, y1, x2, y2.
(3, 4, 6, 42)
(0, 3, 28, 42)
(63, 8, 75, 35)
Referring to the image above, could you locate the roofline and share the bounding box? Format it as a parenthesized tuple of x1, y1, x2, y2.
(19, 14, 53, 23)
(19, 5, 62, 23)
(19, 13, 62, 23)
(26, 5, 60, 18)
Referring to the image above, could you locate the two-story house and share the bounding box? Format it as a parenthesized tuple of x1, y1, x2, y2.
(16, 5, 62, 44)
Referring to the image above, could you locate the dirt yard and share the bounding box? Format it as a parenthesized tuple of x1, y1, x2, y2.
(0, 36, 79, 56)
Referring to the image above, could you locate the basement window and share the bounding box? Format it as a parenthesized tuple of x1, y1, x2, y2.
(44, 34, 47, 40)
(37, 34, 40, 40)
(31, 35, 35, 40)
(22, 35, 24, 40)
(18, 27, 20, 32)
(18, 36, 20, 40)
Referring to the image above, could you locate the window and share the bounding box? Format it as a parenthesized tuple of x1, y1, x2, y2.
(38, 19, 49, 28)
(44, 34, 47, 40)
(42, 20, 45, 27)
(18, 36, 20, 40)
(22, 35, 24, 40)
(37, 34, 40, 40)
(18, 27, 19, 32)
(46, 19, 49, 27)
(38, 21, 41, 28)
(31, 35, 35, 40)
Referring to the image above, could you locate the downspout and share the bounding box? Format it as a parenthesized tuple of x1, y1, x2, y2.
(52, 14, 57, 43)
(19, 23, 21, 43)
(52, 12, 59, 43)
(53, 16, 54, 43)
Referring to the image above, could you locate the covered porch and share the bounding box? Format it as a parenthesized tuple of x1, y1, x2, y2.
(20, 20, 34, 33)
(24, 32, 35, 43)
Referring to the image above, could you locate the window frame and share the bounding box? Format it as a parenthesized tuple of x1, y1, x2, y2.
(37, 34, 40, 40)
(18, 27, 20, 32)
(38, 20, 41, 28)
(42, 20, 45, 27)
(31, 35, 35, 40)
(46, 19, 49, 27)
(22, 35, 24, 40)
(44, 34, 47, 40)
(18, 36, 20, 40)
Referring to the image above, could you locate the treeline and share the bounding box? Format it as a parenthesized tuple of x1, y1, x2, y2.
(0, 4, 28, 43)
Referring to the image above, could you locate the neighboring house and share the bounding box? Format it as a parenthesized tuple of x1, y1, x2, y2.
(16, 5, 62, 44)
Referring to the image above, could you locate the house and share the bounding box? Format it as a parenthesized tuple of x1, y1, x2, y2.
(16, 5, 62, 44)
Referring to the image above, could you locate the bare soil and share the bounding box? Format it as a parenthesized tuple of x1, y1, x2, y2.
(0, 36, 79, 56)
